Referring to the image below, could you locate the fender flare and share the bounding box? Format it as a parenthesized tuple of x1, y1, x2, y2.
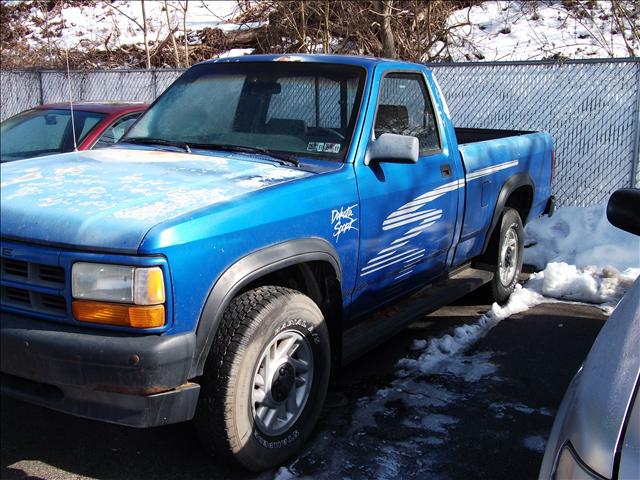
(189, 237, 342, 377)
(482, 172, 534, 254)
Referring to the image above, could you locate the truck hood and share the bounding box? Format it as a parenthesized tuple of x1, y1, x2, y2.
(0, 148, 310, 252)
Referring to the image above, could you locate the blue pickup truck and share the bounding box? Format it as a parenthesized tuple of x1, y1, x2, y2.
(0, 55, 553, 470)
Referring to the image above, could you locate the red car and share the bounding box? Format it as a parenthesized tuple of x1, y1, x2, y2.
(0, 102, 148, 163)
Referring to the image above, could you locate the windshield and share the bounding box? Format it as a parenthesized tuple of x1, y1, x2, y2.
(0, 109, 106, 162)
(124, 62, 366, 161)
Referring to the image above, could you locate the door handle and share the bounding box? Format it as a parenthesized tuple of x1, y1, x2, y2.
(440, 164, 451, 178)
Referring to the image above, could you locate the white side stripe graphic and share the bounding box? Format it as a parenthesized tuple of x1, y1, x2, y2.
(391, 180, 460, 215)
(360, 159, 517, 280)
(394, 269, 414, 280)
(466, 160, 518, 180)
(367, 249, 398, 264)
(383, 209, 442, 230)
(361, 250, 426, 276)
(362, 248, 422, 271)
(390, 219, 440, 245)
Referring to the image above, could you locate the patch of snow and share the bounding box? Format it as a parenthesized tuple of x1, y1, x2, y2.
(523, 435, 547, 454)
(273, 466, 296, 480)
(529, 263, 638, 311)
(373, 446, 402, 480)
(522, 204, 640, 312)
(399, 284, 543, 375)
(440, 0, 638, 61)
(24, 1, 245, 53)
(217, 48, 254, 58)
(402, 414, 459, 433)
(490, 402, 553, 419)
(525, 204, 640, 272)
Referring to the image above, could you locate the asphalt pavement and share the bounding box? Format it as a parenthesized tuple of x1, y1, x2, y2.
(1, 292, 607, 480)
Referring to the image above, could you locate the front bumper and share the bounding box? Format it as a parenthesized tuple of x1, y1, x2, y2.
(0, 312, 199, 427)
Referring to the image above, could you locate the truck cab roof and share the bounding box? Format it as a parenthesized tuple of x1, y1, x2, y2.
(201, 53, 417, 70)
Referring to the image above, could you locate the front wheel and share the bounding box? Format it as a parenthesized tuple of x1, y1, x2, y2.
(194, 286, 330, 471)
(489, 207, 524, 303)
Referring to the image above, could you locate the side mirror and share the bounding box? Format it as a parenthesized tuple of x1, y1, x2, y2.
(365, 133, 419, 166)
(607, 188, 640, 236)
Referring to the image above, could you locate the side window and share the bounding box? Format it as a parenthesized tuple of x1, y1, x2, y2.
(374, 72, 440, 153)
(93, 113, 142, 149)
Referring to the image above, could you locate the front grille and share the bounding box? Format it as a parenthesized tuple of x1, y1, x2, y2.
(4, 286, 30, 305)
(0, 258, 65, 288)
(2, 258, 28, 278)
(0, 286, 67, 316)
(39, 265, 65, 284)
(1, 255, 67, 318)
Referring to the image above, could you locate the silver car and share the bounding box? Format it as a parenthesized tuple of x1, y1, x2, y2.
(539, 188, 640, 480)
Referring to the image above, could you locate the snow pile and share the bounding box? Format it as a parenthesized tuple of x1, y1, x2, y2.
(438, 0, 639, 61)
(527, 263, 638, 310)
(523, 203, 640, 311)
(525, 204, 639, 272)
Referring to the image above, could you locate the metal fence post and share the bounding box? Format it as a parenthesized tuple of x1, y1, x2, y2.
(37, 71, 44, 105)
(152, 69, 158, 99)
(631, 62, 640, 188)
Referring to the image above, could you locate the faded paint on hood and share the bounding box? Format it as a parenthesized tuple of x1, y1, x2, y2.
(0, 148, 310, 251)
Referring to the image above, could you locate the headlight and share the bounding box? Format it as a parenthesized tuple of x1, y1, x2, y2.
(553, 444, 601, 480)
(72, 262, 165, 305)
(71, 263, 166, 328)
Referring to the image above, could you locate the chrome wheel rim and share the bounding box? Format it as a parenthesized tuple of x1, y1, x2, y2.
(251, 329, 313, 436)
(499, 228, 518, 286)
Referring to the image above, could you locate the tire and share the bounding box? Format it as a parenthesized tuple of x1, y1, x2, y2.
(194, 286, 330, 472)
(489, 207, 524, 304)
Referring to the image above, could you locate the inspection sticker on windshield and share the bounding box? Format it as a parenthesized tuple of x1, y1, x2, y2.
(307, 142, 341, 153)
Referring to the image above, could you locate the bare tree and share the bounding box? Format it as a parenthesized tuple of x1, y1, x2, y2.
(164, 0, 181, 67)
(106, 1, 152, 67)
(177, 0, 189, 67)
(611, 0, 639, 57)
(375, 0, 396, 58)
(140, 0, 151, 68)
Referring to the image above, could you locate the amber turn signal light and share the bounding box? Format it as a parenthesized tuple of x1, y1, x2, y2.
(72, 300, 165, 328)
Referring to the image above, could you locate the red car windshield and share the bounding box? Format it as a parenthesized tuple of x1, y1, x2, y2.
(0, 109, 106, 162)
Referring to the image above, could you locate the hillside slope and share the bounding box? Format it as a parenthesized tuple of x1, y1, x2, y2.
(1, 0, 637, 69)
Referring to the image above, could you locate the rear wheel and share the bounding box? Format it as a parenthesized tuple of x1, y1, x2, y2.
(488, 207, 524, 303)
(194, 286, 330, 472)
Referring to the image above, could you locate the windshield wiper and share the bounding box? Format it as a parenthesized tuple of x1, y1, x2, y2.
(121, 137, 192, 154)
(190, 143, 299, 167)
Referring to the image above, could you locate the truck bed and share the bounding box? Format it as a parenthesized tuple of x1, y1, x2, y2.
(453, 130, 554, 267)
(455, 127, 534, 145)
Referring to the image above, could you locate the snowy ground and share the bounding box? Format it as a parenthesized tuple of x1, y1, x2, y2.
(22, 1, 245, 51)
(438, 0, 639, 61)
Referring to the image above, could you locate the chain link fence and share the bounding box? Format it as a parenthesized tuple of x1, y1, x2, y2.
(429, 59, 640, 206)
(1, 59, 638, 206)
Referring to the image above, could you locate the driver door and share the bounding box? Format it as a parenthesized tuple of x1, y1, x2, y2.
(351, 67, 461, 317)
